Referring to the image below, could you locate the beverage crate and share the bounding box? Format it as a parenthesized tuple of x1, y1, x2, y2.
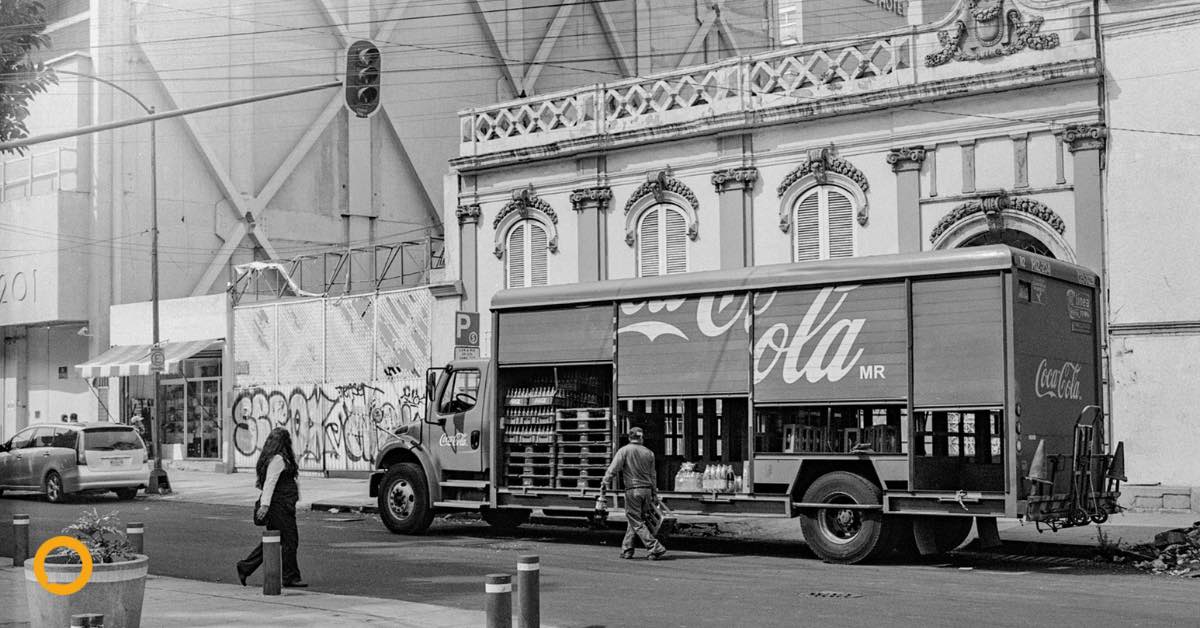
(504, 415, 557, 427)
(503, 432, 557, 444)
(506, 461, 556, 477)
(556, 466, 603, 479)
(512, 474, 555, 488)
(507, 449, 556, 464)
(558, 431, 611, 444)
(555, 476, 605, 490)
(555, 408, 611, 431)
(509, 443, 557, 455)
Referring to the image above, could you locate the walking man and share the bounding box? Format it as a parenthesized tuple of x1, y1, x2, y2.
(602, 427, 667, 560)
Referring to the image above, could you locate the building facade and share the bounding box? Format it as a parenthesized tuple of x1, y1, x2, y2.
(446, 0, 1200, 507)
(1, 1, 775, 471)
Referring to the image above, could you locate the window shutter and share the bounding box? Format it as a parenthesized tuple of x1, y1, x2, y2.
(529, 222, 549, 286)
(638, 208, 660, 277)
(663, 207, 688, 274)
(794, 190, 820, 262)
(507, 223, 526, 288)
(826, 188, 855, 258)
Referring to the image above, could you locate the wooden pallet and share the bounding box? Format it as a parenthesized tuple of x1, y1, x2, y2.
(555, 476, 605, 490)
(558, 431, 611, 444)
(558, 443, 613, 456)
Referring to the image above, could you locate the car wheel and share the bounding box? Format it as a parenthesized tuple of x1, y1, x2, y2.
(798, 471, 896, 564)
(115, 488, 139, 500)
(377, 462, 433, 535)
(45, 471, 66, 503)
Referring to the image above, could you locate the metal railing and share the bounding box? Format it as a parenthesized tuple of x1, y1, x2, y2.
(0, 146, 78, 202)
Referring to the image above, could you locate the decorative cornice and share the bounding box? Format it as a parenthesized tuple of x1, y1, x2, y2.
(929, 190, 1065, 243)
(455, 203, 481, 226)
(711, 166, 759, 192)
(777, 148, 871, 227)
(622, 168, 700, 215)
(569, 186, 613, 212)
(492, 184, 559, 229)
(924, 1, 1060, 68)
(1063, 123, 1107, 153)
(886, 146, 927, 173)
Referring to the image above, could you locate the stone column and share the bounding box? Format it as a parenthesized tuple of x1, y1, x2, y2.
(711, 167, 759, 269)
(887, 146, 926, 253)
(455, 204, 481, 312)
(570, 186, 613, 283)
(1064, 123, 1106, 273)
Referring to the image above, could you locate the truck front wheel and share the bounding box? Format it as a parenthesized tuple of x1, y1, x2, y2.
(799, 471, 895, 564)
(378, 463, 433, 535)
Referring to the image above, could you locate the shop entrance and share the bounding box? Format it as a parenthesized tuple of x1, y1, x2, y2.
(617, 397, 748, 493)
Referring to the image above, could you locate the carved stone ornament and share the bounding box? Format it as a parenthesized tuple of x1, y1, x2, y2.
(886, 146, 927, 172)
(622, 168, 700, 215)
(777, 148, 871, 227)
(492, 184, 559, 229)
(711, 166, 759, 192)
(924, 0, 1059, 68)
(569, 186, 613, 212)
(455, 203, 481, 225)
(1062, 123, 1107, 153)
(929, 190, 1066, 243)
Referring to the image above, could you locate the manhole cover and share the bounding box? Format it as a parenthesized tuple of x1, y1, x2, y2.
(808, 591, 862, 599)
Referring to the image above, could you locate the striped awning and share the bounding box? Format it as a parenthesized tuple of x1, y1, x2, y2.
(76, 339, 222, 378)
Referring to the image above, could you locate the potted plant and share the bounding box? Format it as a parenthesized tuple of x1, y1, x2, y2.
(23, 509, 149, 628)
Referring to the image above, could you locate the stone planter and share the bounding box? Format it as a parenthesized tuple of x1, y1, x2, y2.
(24, 554, 148, 628)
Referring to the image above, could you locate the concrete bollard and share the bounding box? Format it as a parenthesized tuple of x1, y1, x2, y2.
(485, 573, 512, 628)
(262, 531, 281, 596)
(517, 555, 540, 628)
(70, 614, 104, 627)
(12, 514, 29, 567)
(126, 522, 144, 555)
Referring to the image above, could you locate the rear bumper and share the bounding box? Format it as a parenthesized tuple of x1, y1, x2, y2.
(64, 464, 151, 492)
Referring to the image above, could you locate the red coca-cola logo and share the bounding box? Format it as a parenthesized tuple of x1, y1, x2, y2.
(1034, 359, 1082, 400)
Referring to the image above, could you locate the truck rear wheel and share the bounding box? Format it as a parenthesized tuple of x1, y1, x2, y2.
(481, 508, 531, 529)
(378, 463, 433, 535)
(799, 471, 896, 564)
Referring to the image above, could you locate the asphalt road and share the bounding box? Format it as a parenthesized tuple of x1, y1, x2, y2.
(2, 494, 1197, 628)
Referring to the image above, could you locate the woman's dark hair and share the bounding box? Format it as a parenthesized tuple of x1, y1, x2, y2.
(256, 427, 299, 489)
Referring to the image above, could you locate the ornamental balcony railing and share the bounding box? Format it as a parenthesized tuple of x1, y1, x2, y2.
(458, 0, 1098, 160)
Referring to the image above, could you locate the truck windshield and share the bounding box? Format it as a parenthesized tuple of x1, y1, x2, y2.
(84, 428, 144, 451)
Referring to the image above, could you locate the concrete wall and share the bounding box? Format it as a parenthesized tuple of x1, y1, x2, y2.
(1103, 1, 1200, 499)
(110, 294, 227, 346)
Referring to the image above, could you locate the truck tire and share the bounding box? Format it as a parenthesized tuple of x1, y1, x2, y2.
(481, 508, 531, 529)
(798, 471, 895, 564)
(378, 463, 433, 535)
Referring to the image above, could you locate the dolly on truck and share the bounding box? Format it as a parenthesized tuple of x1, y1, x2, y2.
(368, 245, 1124, 564)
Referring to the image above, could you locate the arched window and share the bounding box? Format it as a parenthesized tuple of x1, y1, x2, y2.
(793, 185, 855, 262)
(505, 220, 549, 288)
(637, 204, 689, 277)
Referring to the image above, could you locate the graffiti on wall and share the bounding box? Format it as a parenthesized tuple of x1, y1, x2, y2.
(233, 379, 425, 471)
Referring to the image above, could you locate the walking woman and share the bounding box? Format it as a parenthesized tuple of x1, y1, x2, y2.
(236, 427, 306, 587)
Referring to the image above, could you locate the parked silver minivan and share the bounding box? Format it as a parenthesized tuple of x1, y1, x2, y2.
(0, 423, 150, 502)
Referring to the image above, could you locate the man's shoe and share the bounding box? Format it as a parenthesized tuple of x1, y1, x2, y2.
(620, 550, 635, 559)
(235, 562, 251, 586)
(282, 580, 308, 588)
(647, 548, 667, 561)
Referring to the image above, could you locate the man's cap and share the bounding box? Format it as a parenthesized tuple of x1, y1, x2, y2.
(627, 427, 644, 440)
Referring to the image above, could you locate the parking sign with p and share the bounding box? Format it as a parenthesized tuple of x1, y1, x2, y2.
(455, 311, 479, 358)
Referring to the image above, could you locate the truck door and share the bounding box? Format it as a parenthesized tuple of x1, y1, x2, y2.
(431, 367, 484, 472)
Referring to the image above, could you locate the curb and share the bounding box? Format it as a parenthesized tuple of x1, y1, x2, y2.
(312, 502, 378, 514)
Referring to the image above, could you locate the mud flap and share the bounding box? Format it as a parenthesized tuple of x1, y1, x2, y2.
(975, 516, 1002, 549)
(913, 518, 940, 556)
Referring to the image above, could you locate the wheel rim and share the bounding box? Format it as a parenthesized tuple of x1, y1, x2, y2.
(817, 491, 862, 545)
(387, 479, 416, 521)
(47, 475, 61, 501)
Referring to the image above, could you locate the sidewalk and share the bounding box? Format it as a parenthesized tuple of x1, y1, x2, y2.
(0, 566, 517, 628)
(155, 469, 1197, 555)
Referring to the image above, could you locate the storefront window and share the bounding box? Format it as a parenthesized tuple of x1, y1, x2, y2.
(121, 357, 223, 460)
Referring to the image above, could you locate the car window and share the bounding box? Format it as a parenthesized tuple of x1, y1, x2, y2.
(439, 369, 480, 414)
(9, 427, 37, 449)
(83, 428, 145, 451)
(51, 428, 78, 449)
(31, 427, 55, 447)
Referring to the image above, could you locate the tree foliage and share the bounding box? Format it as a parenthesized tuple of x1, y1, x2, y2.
(0, 0, 56, 154)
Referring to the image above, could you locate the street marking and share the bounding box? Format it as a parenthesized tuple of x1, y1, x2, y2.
(31, 536, 93, 596)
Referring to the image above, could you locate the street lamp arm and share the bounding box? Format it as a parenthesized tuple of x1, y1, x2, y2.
(55, 69, 154, 115)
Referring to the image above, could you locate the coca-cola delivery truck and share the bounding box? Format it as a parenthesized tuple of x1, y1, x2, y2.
(369, 245, 1123, 563)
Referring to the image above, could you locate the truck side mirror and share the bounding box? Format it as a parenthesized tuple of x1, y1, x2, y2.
(425, 370, 438, 397)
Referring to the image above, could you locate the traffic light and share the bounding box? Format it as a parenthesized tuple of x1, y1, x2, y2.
(345, 40, 381, 118)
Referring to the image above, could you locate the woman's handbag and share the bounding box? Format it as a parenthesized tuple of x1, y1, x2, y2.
(253, 498, 269, 526)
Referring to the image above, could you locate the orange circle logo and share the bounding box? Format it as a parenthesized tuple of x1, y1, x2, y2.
(32, 536, 93, 596)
